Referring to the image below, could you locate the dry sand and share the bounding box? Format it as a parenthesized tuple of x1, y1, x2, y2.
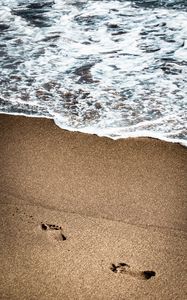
(0, 113, 186, 300)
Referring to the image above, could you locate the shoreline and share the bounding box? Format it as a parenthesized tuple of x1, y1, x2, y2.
(0, 113, 186, 299)
(1, 111, 186, 147)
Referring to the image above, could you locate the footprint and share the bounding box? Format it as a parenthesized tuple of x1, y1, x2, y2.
(41, 223, 62, 231)
(41, 223, 67, 241)
(110, 262, 156, 280)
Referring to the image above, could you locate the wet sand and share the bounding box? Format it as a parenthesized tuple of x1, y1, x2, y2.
(0, 114, 186, 300)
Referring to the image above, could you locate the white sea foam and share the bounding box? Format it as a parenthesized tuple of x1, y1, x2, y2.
(0, 0, 186, 145)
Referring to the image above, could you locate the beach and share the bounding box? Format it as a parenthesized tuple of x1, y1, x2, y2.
(0, 113, 186, 299)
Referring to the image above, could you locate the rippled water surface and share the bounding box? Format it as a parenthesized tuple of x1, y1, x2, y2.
(0, 0, 187, 143)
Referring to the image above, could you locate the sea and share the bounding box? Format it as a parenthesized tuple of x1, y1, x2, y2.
(0, 0, 187, 145)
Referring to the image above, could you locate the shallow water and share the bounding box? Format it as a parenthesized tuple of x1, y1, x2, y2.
(0, 0, 187, 144)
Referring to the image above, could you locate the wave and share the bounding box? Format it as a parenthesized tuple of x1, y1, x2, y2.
(0, 0, 186, 145)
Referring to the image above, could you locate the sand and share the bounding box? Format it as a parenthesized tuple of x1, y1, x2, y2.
(0, 113, 186, 300)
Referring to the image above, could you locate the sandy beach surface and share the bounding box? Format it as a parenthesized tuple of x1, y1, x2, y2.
(0, 114, 186, 300)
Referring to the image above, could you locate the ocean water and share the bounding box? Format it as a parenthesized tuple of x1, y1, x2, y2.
(0, 0, 187, 145)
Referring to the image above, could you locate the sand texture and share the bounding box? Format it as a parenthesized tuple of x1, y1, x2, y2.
(0, 114, 186, 300)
